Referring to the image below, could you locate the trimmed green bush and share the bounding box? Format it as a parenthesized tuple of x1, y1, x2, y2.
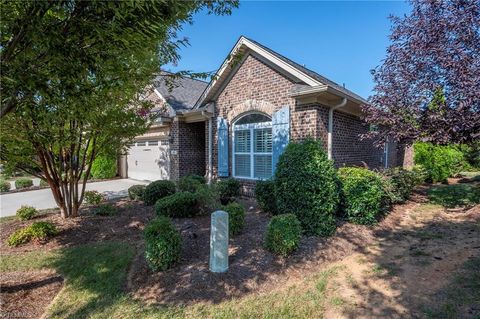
(382, 168, 416, 204)
(414, 142, 465, 183)
(15, 177, 33, 189)
(144, 216, 181, 271)
(216, 178, 240, 205)
(223, 202, 245, 236)
(93, 203, 116, 216)
(154, 191, 198, 218)
(143, 180, 176, 206)
(7, 221, 58, 247)
(16, 206, 37, 221)
(255, 180, 278, 215)
(275, 139, 340, 236)
(195, 184, 220, 214)
(411, 165, 429, 185)
(338, 167, 386, 225)
(39, 179, 49, 187)
(265, 214, 302, 256)
(84, 190, 104, 205)
(177, 174, 206, 192)
(90, 155, 117, 179)
(128, 185, 146, 201)
(0, 179, 11, 192)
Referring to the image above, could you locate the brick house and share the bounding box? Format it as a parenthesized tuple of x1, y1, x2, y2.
(120, 36, 407, 195)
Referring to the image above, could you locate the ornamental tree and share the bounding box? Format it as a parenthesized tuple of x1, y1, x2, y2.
(0, 0, 237, 218)
(362, 0, 480, 146)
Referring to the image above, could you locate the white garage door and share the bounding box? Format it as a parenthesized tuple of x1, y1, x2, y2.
(127, 140, 170, 181)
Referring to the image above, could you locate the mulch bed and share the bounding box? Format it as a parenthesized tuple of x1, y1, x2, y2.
(0, 199, 154, 254)
(0, 270, 63, 319)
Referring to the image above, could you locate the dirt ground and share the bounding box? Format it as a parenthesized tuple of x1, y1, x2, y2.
(1, 178, 479, 318)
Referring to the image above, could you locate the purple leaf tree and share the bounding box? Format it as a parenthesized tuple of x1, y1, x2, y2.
(362, 0, 480, 146)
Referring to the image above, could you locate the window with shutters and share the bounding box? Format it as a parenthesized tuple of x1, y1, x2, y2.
(233, 113, 272, 179)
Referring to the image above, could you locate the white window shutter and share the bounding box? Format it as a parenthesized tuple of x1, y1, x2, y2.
(272, 106, 290, 172)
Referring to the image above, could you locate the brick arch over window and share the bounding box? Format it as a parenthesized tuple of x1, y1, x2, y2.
(226, 99, 276, 123)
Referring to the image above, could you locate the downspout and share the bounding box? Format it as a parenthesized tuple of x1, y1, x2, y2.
(327, 98, 347, 160)
(201, 110, 213, 185)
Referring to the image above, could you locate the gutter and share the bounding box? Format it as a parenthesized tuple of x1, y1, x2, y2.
(327, 98, 347, 160)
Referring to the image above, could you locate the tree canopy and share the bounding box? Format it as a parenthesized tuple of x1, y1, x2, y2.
(362, 0, 480, 146)
(0, 0, 238, 217)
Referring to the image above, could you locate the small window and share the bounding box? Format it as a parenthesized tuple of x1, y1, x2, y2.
(136, 141, 146, 146)
(147, 140, 158, 146)
(160, 140, 169, 146)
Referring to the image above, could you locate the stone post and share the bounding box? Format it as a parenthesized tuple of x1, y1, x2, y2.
(209, 210, 229, 273)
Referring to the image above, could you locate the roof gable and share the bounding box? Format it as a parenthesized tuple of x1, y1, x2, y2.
(195, 36, 367, 108)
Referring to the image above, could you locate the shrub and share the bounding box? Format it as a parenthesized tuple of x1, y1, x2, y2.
(177, 174, 206, 192)
(84, 190, 104, 205)
(0, 179, 11, 192)
(7, 221, 58, 247)
(338, 167, 386, 225)
(195, 184, 220, 214)
(93, 203, 116, 216)
(411, 165, 429, 185)
(144, 216, 181, 271)
(414, 142, 465, 183)
(275, 139, 340, 236)
(39, 179, 49, 187)
(215, 178, 240, 205)
(382, 168, 416, 204)
(15, 177, 33, 189)
(128, 185, 146, 201)
(90, 155, 117, 179)
(143, 180, 176, 205)
(223, 202, 245, 236)
(16, 206, 37, 221)
(154, 191, 198, 218)
(255, 180, 278, 215)
(264, 214, 302, 256)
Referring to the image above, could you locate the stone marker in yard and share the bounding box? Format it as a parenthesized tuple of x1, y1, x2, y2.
(209, 210, 229, 273)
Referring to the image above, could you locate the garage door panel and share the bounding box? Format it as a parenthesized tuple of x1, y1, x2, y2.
(127, 140, 170, 181)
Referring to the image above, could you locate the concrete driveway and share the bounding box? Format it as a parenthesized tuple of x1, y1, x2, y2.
(0, 179, 147, 217)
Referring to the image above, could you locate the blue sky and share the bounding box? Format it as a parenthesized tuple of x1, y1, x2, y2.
(165, 1, 411, 99)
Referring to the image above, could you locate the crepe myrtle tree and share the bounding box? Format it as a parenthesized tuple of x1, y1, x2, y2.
(0, 0, 238, 218)
(362, 0, 480, 146)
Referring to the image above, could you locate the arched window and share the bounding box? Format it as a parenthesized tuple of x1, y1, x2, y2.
(233, 113, 272, 179)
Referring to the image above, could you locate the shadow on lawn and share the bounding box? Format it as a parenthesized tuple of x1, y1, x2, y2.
(339, 205, 480, 318)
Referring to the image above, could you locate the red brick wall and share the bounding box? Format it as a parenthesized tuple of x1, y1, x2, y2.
(170, 120, 206, 181)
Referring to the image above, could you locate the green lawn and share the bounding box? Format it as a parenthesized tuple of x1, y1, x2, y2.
(427, 183, 480, 208)
(1, 241, 339, 319)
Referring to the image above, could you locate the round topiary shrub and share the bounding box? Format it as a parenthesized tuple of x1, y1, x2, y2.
(144, 216, 182, 271)
(223, 202, 245, 236)
(265, 213, 302, 256)
(177, 174, 206, 193)
(90, 155, 117, 179)
(216, 178, 240, 205)
(275, 139, 340, 236)
(143, 180, 176, 206)
(338, 167, 386, 225)
(84, 190, 104, 205)
(128, 184, 146, 201)
(154, 191, 198, 218)
(93, 203, 116, 216)
(7, 221, 58, 247)
(16, 205, 37, 221)
(40, 179, 49, 187)
(255, 179, 278, 215)
(15, 177, 33, 189)
(0, 179, 11, 192)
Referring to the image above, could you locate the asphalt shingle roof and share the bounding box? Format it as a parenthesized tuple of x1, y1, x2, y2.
(153, 74, 208, 111)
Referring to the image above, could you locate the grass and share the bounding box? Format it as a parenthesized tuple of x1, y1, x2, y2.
(427, 183, 480, 208)
(425, 256, 480, 318)
(1, 241, 342, 319)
